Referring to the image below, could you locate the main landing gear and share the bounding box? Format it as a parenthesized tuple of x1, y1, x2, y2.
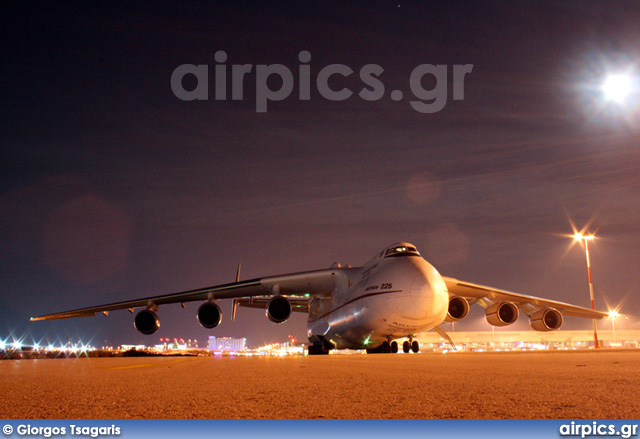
(366, 338, 419, 354)
(308, 338, 335, 355)
(365, 341, 393, 354)
(402, 340, 419, 353)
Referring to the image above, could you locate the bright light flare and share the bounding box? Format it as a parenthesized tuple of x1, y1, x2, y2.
(573, 232, 595, 241)
(608, 310, 619, 318)
(602, 73, 633, 103)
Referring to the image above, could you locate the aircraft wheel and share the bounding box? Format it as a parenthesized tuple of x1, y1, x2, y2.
(308, 344, 329, 355)
(390, 341, 398, 353)
(366, 341, 396, 354)
(403, 341, 411, 353)
(411, 340, 420, 353)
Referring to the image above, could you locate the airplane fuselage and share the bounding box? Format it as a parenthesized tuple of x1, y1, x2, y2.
(307, 251, 449, 349)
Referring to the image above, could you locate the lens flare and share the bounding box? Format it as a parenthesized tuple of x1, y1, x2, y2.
(602, 73, 632, 103)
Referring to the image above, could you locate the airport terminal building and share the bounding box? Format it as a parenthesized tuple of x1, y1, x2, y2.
(415, 329, 640, 351)
(208, 336, 246, 352)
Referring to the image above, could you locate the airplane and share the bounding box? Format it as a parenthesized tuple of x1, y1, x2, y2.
(31, 242, 608, 354)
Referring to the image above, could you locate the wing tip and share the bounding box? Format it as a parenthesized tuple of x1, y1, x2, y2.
(30, 315, 54, 322)
(29, 312, 98, 321)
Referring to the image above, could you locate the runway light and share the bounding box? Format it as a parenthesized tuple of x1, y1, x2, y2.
(602, 73, 632, 103)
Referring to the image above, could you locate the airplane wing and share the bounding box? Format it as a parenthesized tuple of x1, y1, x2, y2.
(443, 277, 608, 319)
(30, 269, 336, 321)
(233, 296, 310, 313)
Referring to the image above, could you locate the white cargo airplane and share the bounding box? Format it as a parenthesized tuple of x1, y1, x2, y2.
(31, 242, 607, 354)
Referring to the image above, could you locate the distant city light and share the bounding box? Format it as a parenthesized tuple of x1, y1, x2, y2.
(602, 73, 633, 103)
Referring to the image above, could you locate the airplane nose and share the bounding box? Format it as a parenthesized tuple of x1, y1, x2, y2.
(409, 275, 432, 315)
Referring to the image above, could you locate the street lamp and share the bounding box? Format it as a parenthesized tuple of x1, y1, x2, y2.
(608, 310, 619, 345)
(573, 232, 599, 348)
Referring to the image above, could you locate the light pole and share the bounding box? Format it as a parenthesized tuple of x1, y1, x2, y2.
(573, 232, 599, 348)
(608, 310, 619, 345)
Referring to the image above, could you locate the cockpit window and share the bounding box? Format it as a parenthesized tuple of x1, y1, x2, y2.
(383, 245, 420, 257)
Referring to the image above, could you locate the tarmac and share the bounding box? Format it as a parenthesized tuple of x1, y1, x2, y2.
(1, 349, 638, 419)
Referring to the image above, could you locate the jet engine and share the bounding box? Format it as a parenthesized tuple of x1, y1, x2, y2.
(266, 297, 292, 323)
(485, 302, 519, 326)
(529, 308, 563, 331)
(445, 296, 470, 322)
(134, 310, 160, 335)
(197, 302, 222, 329)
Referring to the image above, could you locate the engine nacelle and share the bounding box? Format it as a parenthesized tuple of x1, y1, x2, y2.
(530, 308, 563, 332)
(445, 296, 470, 322)
(485, 302, 519, 327)
(197, 302, 222, 329)
(134, 310, 160, 335)
(266, 296, 292, 324)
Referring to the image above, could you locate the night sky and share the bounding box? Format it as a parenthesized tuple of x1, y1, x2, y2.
(2, 2, 639, 348)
